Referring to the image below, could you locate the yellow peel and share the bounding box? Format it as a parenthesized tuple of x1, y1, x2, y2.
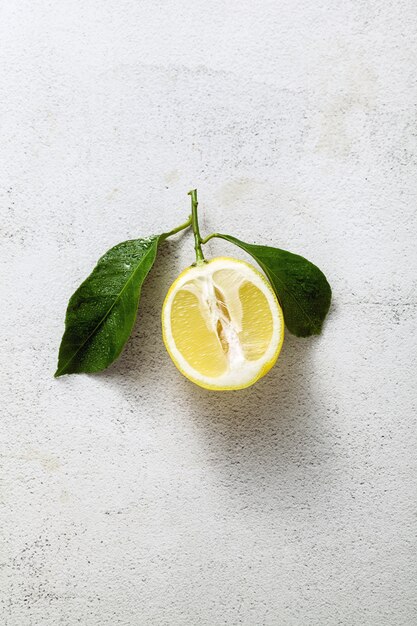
(162, 257, 284, 390)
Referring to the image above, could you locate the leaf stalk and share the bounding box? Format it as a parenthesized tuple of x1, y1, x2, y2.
(161, 215, 192, 241)
(201, 232, 219, 245)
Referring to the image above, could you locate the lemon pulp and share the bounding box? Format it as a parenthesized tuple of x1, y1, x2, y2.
(162, 257, 284, 390)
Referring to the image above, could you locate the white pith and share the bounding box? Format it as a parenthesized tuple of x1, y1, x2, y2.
(162, 258, 283, 389)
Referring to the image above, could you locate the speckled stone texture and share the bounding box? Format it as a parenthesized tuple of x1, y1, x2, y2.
(1, 1, 416, 624)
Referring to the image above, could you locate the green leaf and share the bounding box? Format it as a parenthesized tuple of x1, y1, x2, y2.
(55, 235, 161, 376)
(213, 234, 332, 337)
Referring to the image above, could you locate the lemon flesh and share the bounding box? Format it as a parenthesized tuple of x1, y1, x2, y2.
(162, 257, 284, 390)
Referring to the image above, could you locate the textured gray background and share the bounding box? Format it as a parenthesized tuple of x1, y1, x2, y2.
(1, 1, 417, 624)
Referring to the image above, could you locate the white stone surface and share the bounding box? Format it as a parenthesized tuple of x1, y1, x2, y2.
(1, 1, 416, 624)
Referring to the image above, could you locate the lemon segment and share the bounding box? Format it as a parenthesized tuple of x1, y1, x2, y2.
(171, 289, 228, 377)
(239, 281, 273, 361)
(162, 257, 284, 390)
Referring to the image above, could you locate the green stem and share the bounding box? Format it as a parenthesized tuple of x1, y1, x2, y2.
(200, 232, 220, 245)
(188, 189, 205, 263)
(160, 215, 192, 241)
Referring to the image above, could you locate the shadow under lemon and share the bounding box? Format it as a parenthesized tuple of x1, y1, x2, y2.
(96, 239, 340, 512)
(98, 235, 328, 464)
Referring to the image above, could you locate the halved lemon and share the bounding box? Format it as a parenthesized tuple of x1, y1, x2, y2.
(161, 257, 284, 390)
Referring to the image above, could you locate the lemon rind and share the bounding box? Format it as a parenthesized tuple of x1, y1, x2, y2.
(161, 257, 284, 391)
